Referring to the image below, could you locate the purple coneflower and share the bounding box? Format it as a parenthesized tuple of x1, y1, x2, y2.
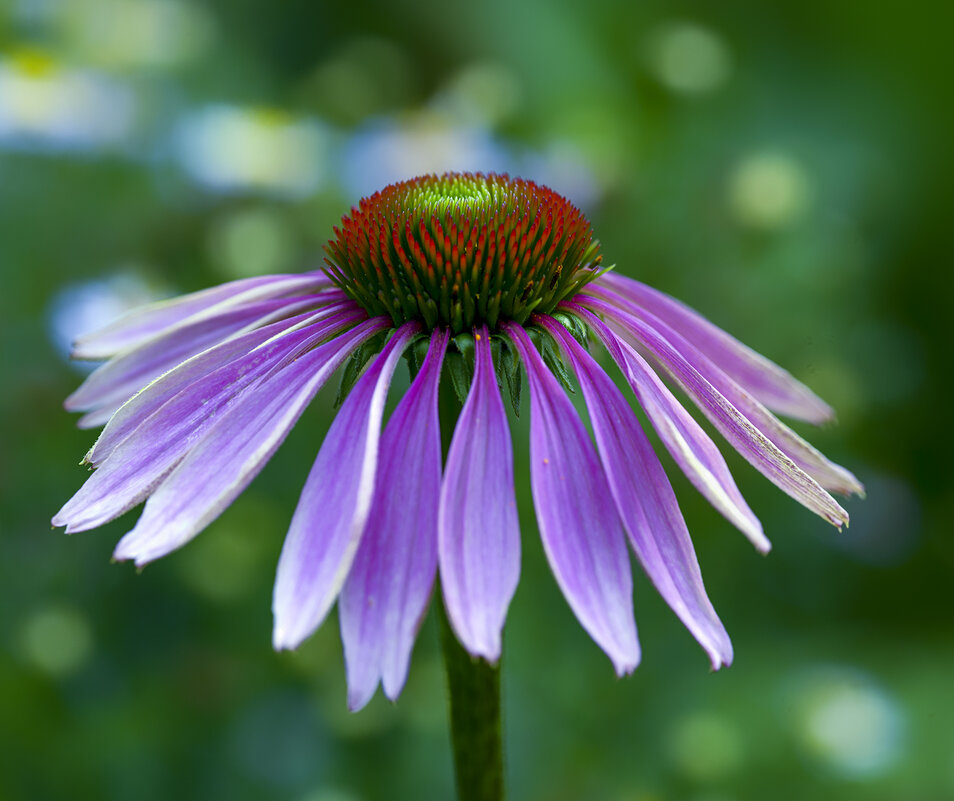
(55, 172, 862, 711)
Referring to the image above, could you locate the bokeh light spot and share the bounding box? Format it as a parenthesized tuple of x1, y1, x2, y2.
(175, 105, 328, 197)
(19, 604, 94, 677)
(666, 711, 745, 782)
(178, 499, 276, 602)
(728, 152, 811, 230)
(47, 272, 164, 368)
(435, 62, 521, 128)
(60, 0, 216, 70)
(648, 22, 732, 95)
(0, 48, 136, 152)
(304, 37, 412, 125)
(340, 114, 512, 198)
(208, 208, 295, 279)
(795, 669, 906, 778)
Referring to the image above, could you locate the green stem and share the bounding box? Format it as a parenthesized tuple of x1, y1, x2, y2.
(439, 601, 504, 801)
(438, 378, 505, 801)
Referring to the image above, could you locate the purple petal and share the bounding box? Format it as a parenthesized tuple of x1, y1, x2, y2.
(86, 302, 360, 465)
(580, 294, 851, 528)
(72, 272, 334, 360)
(599, 272, 835, 423)
(110, 318, 390, 565)
(438, 326, 520, 662)
(539, 315, 732, 669)
(503, 322, 639, 675)
(564, 302, 767, 552)
(53, 312, 368, 533)
(339, 328, 449, 710)
(272, 322, 422, 652)
(588, 286, 864, 497)
(67, 294, 337, 427)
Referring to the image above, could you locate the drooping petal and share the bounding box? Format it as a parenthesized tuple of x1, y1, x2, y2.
(86, 302, 361, 465)
(53, 312, 367, 533)
(67, 294, 335, 427)
(438, 326, 520, 662)
(72, 272, 334, 360)
(272, 321, 422, 652)
(590, 285, 864, 497)
(564, 302, 767, 551)
(539, 315, 732, 669)
(599, 272, 835, 423)
(503, 322, 640, 674)
(580, 294, 851, 528)
(339, 328, 449, 710)
(111, 318, 390, 565)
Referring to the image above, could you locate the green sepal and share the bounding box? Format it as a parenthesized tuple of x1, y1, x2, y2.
(405, 334, 432, 381)
(452, 333, 476, 373)
(551, 311, 588, 349)
(496, 338, 522, 417)
(334, 329, 389, 408)
(439, 333, 478, 406)
(528, 327, 575, 395)
(444, 351, 473, 406)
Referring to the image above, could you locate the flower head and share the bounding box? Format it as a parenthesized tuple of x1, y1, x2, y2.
(324, 172, 600, 332)
(55, 172, 862, 710)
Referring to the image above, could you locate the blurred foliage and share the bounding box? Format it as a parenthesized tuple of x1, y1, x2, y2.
(1, 1, 952, 799)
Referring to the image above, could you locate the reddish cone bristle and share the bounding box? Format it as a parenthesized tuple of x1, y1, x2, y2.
(323, 172, 602, 333)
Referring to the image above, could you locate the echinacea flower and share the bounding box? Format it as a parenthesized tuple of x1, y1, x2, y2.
(55, 172, 863, 710)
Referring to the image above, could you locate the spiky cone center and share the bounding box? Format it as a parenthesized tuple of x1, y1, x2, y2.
(323, 172, 602, 334)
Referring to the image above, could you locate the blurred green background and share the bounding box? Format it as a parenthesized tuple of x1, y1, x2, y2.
(1, 1, 951, 799)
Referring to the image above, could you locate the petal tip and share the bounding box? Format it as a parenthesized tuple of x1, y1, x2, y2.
(469, 639, 503, 666)
(741, 518, 771, 553)
(613, 658, 640, 678)
(270, 628, 297, 652)
(112, 536, 156, 568)
(706, 641, 734, 671)
(475, 646, 502, 667)
(348, 694, 371, 715)
(271, 603, 325, 652)
(802, 399, 837, 426)
(347, 688, 375, 713)
(271, 617, 308, 652)
(451, 624, 503, 665)
(111, 549, 133, 564)
(381, 677, 408, 705)
(832, 507, 850, 531)
(58, 511, 97, 535)
(611, 645, 641, 677)
(845, 476, 866, 499)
